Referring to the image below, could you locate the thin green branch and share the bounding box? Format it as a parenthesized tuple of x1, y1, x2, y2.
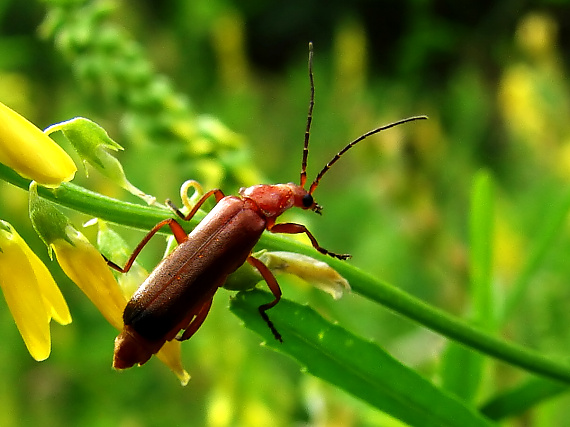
(0, 163, 183, 231)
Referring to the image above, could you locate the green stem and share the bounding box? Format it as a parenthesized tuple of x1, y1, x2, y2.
(349, 267, 570, 383)
(0, 163, 189, 231)
(4, 162, 570, 384)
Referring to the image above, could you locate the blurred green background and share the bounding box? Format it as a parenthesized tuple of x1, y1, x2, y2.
(1, 0, 570, 425)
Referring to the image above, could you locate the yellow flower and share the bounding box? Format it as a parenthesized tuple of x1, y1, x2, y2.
(54, 226, 189, 385)
(29, 181, 124, 328)
(0, 220, 71, 361)
(53, 227, 127, 330)
(0, 101, 76, 187)
(96, 221, 190, 385)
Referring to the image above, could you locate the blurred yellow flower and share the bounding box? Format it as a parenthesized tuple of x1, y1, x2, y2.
(498, 65, 544, 140)
(0, 101, 76, 187)
(516, 13, 557, 58)
(0, 220, 71, 361)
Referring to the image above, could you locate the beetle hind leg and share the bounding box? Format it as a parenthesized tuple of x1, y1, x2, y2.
(247, 255, 283, 343)
(105, 218, 189, 274)
(258, 304, 283, 343)
(176, 298, 213, 342)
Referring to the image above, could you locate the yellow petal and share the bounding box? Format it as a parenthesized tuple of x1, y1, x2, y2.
(22, 244, 72, 325)
(0, 225, 51, 360)
(52, 227, 126, 330)
(0, 101, 77, 187)
(156, 341, 190, 386)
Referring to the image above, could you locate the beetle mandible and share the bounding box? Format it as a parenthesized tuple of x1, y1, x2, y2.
(106, 42, 427, 369)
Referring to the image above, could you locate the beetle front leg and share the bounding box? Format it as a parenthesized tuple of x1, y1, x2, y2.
(105, 218, 188, 273)
(247, 255, 283, 343)
(269, 222, 351, 260)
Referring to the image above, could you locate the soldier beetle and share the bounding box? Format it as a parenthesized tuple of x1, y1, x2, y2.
(106, 43, 427, 369)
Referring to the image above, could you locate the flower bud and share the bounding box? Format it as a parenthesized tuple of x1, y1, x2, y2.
(45, 117, 157, 204)
(0, 101, 76, 187)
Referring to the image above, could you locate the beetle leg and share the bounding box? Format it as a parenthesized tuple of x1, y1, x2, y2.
(268, 222, 352, 260)
(247, 255, 283, 342)
(166, 188, 225, 221)
(176, 298, 213, 341)
(105, 218, 188, 273)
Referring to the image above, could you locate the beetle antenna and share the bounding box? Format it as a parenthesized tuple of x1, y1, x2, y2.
(300, 42, 315, 188)
(308, 115, 428, 195)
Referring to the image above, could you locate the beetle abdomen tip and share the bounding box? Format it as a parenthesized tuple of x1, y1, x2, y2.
(113, 326, 158, 370)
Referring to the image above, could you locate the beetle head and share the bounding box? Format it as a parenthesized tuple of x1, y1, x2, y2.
(239, 183, 322, 218)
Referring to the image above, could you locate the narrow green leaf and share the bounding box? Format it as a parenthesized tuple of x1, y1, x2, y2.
(441, 170, 495, 401)
(441, 343, 486, 402)
(230, 289, 496, 427)
(480, 377, 569, 420)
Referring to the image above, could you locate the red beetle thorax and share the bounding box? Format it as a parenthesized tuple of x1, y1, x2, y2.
(239, 183, 308, 218)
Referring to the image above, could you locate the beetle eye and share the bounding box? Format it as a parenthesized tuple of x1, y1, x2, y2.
(302, 194, 314, 208)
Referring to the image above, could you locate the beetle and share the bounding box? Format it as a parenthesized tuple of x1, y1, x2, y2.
(106, 42, 427, 369)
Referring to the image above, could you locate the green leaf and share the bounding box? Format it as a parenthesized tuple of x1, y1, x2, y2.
(480, 377, 569, 420)
(441, 170, 495, 401)
(441, 343, 486, 403)
(230, 289, 496, 427)
(469, 170, 495, 329)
